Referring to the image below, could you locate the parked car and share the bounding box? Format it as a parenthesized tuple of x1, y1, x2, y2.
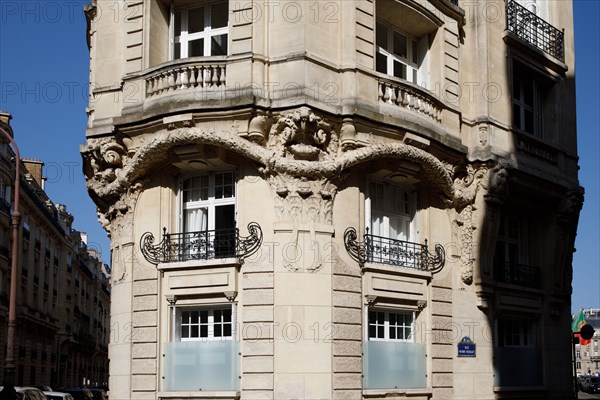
(13, 387, 47, 400)
(86, 388, 107, 400)
(56, 388, 94, 400)
(583, 376, 600, 393)
(44, 392, 75, 400)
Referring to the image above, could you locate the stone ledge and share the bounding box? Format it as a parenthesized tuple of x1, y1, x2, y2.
(363, 388, 432, 398)
(157, 391, 240, 400)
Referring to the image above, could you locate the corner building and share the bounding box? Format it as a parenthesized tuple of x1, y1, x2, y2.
(82, 0, 582, 399)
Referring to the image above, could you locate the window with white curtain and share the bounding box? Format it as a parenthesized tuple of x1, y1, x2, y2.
(367, 181, 416, 241)
(181, 172, 235, 233)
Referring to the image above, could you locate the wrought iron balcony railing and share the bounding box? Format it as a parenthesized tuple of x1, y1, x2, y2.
(140, 223, 263, 265)
(495, 261, 541, 288)
(506, 0, 564, 62)
(344, 228, 445, 273)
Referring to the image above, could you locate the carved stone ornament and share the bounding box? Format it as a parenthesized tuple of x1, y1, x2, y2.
(267, 107, 338, 161)
(449, 162, 511, 285)
(83, 107, 458, 253)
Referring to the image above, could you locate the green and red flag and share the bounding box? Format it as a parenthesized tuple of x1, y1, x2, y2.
(572, 309, 592, 346)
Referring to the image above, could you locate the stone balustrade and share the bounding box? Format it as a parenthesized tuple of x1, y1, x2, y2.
(378, 78, 443, 123)
(145, 61, 226, 98)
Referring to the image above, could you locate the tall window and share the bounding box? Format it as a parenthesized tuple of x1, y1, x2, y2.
(368, 309, 414, 342)
(172, 0, 229, 59)
(368, 181, 415, 241)
(181, 172, 236, 258)
(376, 20, 420, 84)
(494, 214, 526, 268)
(512, 62, 543, 137)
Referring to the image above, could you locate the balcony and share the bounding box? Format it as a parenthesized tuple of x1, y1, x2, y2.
(378, 77, 443, 124)
(494, 347, 542, 386)
(506, 0, 564, 62)
(363, 341, 426, 389)
(163, 340, 239, 391)
(495, 261, 541, 288)
(145, 59, 226, 100)
(140, 223, 263, 265)
(344, 228, 445, 273)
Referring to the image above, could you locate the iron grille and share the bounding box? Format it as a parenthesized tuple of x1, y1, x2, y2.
(495, 261, 541, 288)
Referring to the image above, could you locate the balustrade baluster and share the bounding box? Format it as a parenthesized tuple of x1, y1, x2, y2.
(167, 71, 176, 91)
(390, 84, 398, 105)
(175, 68, 183, 89)
(189, 66, 197, 88)
(382, 83, 390, 103)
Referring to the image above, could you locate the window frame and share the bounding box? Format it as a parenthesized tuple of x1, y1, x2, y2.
(170, 304, 235, 343)
(366, 308, 415, 343)
(365, 180, 417, 242)
(494, 213, 529, 267)
(179, 171, 237, 234)
(375, 19, 420, 84)
(170, 0, 229, 60)
(496, 319, 536, 348)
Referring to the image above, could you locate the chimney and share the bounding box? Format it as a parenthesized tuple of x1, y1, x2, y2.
(0, 110, 12, 126)
(22, 159, 45, 189)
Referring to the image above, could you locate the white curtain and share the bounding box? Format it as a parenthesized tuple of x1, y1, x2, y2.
(185, 208, 208, 232)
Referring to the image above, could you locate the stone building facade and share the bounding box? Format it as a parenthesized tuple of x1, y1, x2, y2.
(575, 309, 600, 377)
(81, 0, 581, 399)
(0, 112, 110, 387)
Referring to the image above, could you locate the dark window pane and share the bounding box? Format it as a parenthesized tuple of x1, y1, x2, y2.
(523, 81, 534, 105)
(513, 104, 521, 129)
(188, 7, 205, 33)
(508, 243, 519, 263)
(215, 324, 222, 337)
(390, 327, 396, 339)
(376, 52, 387, 74)
(224, 323, 232, 337)
(200, 311, 208, 324)
(174, 42, 181, 59)
(182, 311, 190, 323)
(223, 309, 232, 322)
(191, 311, 199, 323)
(389, 313, 396, 325)
(214, 309, 222, 321)
(376, 22, 388, 49)
(368, 325, 376, 338)
(189, 39, 205, 57)
(200, 324, 208, 337)
(377, 325, 384, 338)
(368, 311, 375, 324)
(377, 312, 384, 324)
(393, 31, 407, 58)
(182, 326, 189, 338)
(191, 326, 199, 337)
(412, 40, 418, 64)
(393, 60, 406, 80)
(174, 11, 182, 36)
(524, 109, 534, 133)
(211, 34, 228, 56)
(212, 2, 228, 29)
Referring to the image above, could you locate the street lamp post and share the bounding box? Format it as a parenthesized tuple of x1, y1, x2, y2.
(0, 119, 21, 385)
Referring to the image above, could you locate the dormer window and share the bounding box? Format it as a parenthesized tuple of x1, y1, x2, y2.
(171, 0, 229, 59)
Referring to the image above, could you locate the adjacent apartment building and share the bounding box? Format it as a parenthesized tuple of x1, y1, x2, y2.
(575, 308, 600, 377)
(0, 112, 110, 387)
(81, 0, 582, 398)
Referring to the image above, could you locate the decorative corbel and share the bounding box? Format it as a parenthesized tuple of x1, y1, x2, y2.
(224, 291, 238, 302)
(165, 295, 177, 305)
(365, 295, 377, 307)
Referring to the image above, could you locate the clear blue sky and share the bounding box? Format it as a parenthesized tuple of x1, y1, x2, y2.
(0, 0, 598, 312)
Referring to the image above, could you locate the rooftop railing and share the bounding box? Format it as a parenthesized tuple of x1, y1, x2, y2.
(506, 0, 564, 62)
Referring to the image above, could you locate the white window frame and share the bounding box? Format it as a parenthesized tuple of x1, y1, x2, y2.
(170, 0, 229, 60)
(171, 304, 235, 342)
(365, 180, 416, 242)
(366, 308, 415, 343)
(179, 171, 236, 233)
(376, 20, 420, 84)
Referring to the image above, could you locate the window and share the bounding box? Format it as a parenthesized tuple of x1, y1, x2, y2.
(368, 309, 414, 342)
(181, 172, 236, 259)
(494, 214, 526, 267)
(171, 0, 228, 59)
(367, 181, 415, 242)
(512, 61, 548, 138)
(376, 20, 420, 84)
(497, 319, 535, 348)
(175, 307, 233, 341)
